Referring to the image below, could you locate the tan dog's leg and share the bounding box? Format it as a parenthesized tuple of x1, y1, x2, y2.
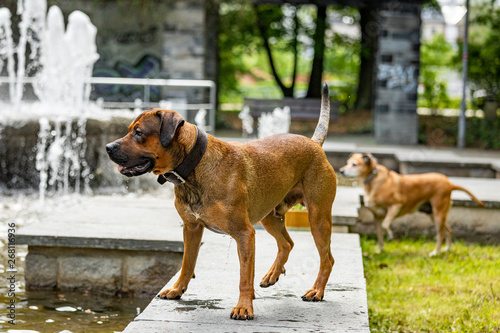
(429, 196, 452, 256)
(301, 204, 334, 302)
(444, 223, 453, 252)
(381, 204, 402, 241)
(159, 218, 204, 299)
(230, 225, 256, 320)
(259, 213, 294, 288)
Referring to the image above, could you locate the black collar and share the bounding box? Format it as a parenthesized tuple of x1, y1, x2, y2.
(363, 167, 378, 185)
(157, 126, 208, 186)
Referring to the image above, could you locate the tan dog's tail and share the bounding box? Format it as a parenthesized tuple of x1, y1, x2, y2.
(452, 184, 485, 207)
(311, 83, 330, 146)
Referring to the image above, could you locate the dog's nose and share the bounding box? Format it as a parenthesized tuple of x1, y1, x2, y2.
(106, 142, 118, 155)
(339, 169, 345, 176)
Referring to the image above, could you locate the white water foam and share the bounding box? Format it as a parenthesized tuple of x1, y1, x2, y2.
(0, 0, 99, 202)
(257, 106, 291, 138)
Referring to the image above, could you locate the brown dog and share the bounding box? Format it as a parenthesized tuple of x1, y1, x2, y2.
(339, 153, 484, 256)
(106, 84, 336, 320)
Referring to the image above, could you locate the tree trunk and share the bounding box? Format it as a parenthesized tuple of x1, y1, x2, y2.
(306, 4, 327, 99)
(290, 6, 300, 93)
(254, 5, 295, 98)
(354, 5, 379, 111)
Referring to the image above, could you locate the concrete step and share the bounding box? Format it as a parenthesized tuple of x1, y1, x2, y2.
(123, 232, 369, 332)
(321, 141, 500, 179)
(448, 177, 500, 208)
(332, 186, 363, 227)
(17, 195, 186, 296)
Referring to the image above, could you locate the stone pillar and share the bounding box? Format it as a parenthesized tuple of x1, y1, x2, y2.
(373, 2, 422, 145)
(161, 0, 218, 122)
(161, 0, 218, 82)
(162, 1, 206, 80)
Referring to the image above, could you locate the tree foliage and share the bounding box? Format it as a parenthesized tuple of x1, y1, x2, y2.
(463, 1, 500, 101)
(419, 33, 454, 112)
(218, 2, 361, 104)
(218, 2, 260, 103)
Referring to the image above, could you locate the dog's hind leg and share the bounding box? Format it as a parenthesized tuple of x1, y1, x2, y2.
(301, 203, 334, 302)
(429, 195, 452, 256)
(259, 212, 294, 288)
(300, 163, 336, 301)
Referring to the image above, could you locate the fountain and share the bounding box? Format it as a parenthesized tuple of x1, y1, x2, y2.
(0, 1, 111, 200)
(257, 105, 291, 138)
(238, 105, 254, 137)
(0, 2, 216, 331)
(0, 0, 214, 199)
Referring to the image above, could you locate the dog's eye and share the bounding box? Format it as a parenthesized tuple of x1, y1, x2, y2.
(134, 130, 143, 137)
(352, 163, 358, 167)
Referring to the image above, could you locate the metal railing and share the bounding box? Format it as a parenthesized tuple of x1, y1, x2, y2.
(0, 76, 216, 133)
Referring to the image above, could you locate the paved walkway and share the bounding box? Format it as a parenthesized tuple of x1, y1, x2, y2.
(18, 194, 185, 249)
(17, 194, 370, 332)
(123, 231, 369, 333)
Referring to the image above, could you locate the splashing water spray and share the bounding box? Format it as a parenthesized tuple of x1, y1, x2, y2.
(0, 0, 99, 203)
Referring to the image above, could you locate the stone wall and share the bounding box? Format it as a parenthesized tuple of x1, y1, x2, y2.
(373, 2, 422, 145)
(54, 0, 217, 104)
(25, 246, 183, 297)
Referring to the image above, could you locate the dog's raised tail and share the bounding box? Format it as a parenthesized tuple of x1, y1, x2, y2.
(452, 184, 485, 207)
(311, 83, 330, 146)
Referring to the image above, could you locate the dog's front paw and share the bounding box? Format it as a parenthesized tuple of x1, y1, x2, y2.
(230, 306, 254, 320)
(301, 288, 324, 302)
(158, 287, 184, 300)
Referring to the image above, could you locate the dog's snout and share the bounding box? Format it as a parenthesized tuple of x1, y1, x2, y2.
(339, 168, 345, 176)
(106, 142, 119, 155)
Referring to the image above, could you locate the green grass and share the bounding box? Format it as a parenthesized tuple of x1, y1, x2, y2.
(361, 236, 500, 332)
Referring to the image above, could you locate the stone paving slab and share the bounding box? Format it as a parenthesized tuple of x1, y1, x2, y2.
(332, 187, 363, 226)
(17, 194, 185, 251)
(123, 232, 369, 333)
(17, 191, 361, 248)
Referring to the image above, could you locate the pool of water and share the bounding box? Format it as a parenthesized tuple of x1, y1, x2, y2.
(0, 194, 150, 332)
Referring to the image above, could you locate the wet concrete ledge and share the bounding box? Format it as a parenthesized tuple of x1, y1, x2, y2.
(17, 195, 185, 296)
(123, 232, 370, 333)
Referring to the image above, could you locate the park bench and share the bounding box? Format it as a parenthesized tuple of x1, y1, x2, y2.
(244, 97, 339, 121)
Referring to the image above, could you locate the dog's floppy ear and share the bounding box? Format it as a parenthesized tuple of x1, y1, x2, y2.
(362, 153, 374, 165)
(156, 110, 185, 148)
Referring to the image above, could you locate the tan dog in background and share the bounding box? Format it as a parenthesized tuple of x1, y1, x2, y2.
(340, 153, 484, 256)
(106, 84, 336, 320)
